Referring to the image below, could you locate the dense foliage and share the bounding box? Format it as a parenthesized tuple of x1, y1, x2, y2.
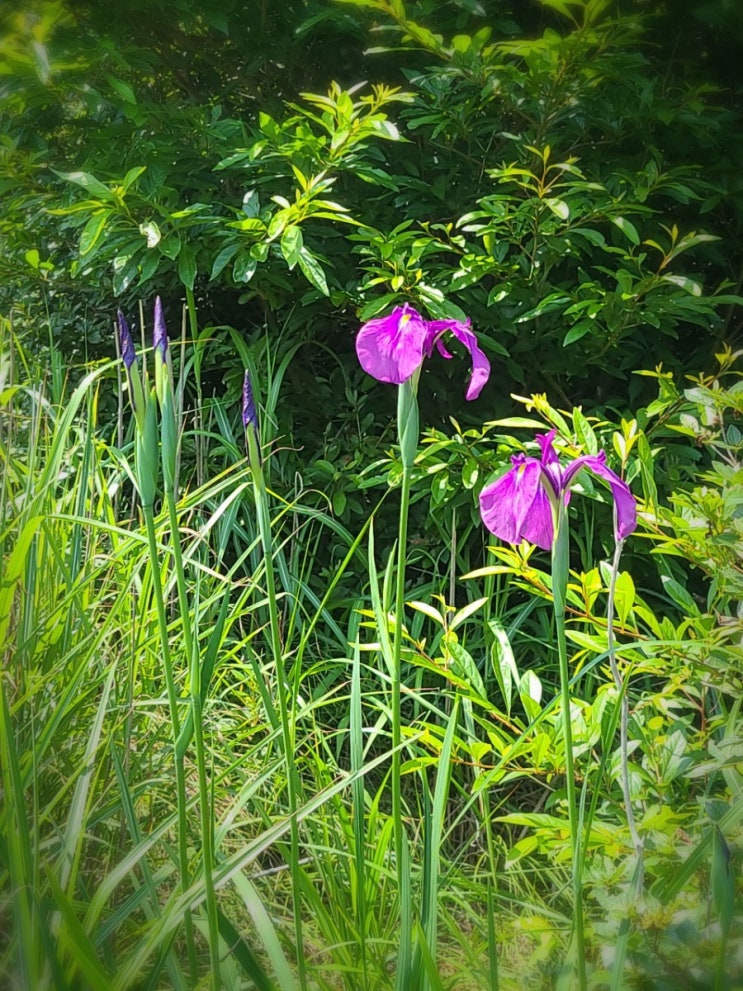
(1, 0, 742, 988)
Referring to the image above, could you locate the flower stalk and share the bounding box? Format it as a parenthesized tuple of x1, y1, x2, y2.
(552, 501, 588, 991)
(355, 302, 489, 986)
(390, 377, 418, 905)
(606, 538, 643, 882)
(156, 298, 221, 991)
(118, 306, 198, 984)
(478, 427, 638, 991)
(243, 371, 307, 991)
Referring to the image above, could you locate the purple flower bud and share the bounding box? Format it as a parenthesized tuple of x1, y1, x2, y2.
(117, 310, 136, 369)
(153, 296, 168, 360)
(242, 370, 258, 429)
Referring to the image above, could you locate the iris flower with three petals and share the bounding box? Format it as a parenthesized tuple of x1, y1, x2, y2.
(356, 303, 490, 400)
(479, 429, 636, 550)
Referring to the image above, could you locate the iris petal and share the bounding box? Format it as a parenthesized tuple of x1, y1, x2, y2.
(427, 318, 491, 401)
(563, 452, 637, 541)
(356, 304, 430, 385)
(479, 457, 552, 549)
(517, 482, 555, 550)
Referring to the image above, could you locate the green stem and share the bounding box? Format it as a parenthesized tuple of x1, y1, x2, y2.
(552, 506, 587, 991)
(391, 463, 412, 886)
(391, 376, 418, 988)
(193, 689, 220, 989)
(606, 540, 643, 881)
(142, 505, 197, 984)
(165, 493, 194, 670)
(164, 488, 220, 988)
(248, 425, 306, 991)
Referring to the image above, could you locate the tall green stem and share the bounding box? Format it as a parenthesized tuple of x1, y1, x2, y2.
(606, 540, 643, 880)
(390, 378, 418, 989)
(552, 504, 587, 991)
(164, 487, 221, 988)
(142, 506, 197, 984)
(192, 689, 220, 989)
(391, 463, 412, 878)
(247, 424, 306, 991)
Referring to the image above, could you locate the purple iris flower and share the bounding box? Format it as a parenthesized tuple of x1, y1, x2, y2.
(355, 303, 490, 401)
(242, 370, 258, 430)
(153, 296, 168, 360)
(479, 429, 637, 550)
(117, 310, 136, 369)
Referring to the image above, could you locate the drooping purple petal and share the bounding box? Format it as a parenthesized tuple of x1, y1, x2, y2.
(434, 337, 453, 360)
(356, 304, 430, 385)
(479, 456, 553, 550)
(153, 296, 168, 360)
(117, 310, 136, 370)
(427, 318, 491, 401)
(563, 452, 637, 541)
(242, 369, 257, 429)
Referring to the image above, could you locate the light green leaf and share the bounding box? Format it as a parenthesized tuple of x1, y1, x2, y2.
(229, 218, 266, 234)
(489, 620, 518, 715)
(280, 226, 303, 269)
(614, 571, 635, 626)
(562, 321, 593, 346)
(79, 212, 109, 256)
(233, 253, 257, 283)
(267, 210, 289, 241)
(242, 189, 260, 217)
(461, 458, 479, 489)
(612, 216, 640, 245)
(139, 220, 161, 248)
(121, 166, 146, 192)
(54, 170, 115, 202)
(297, 247, 329, 295)
(450, 597, 488, 632)
(112, 255, 137, 295)
(545, 197, 570, 220)
(661, 274, 702, 296)
(409, 600, 445, 626)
